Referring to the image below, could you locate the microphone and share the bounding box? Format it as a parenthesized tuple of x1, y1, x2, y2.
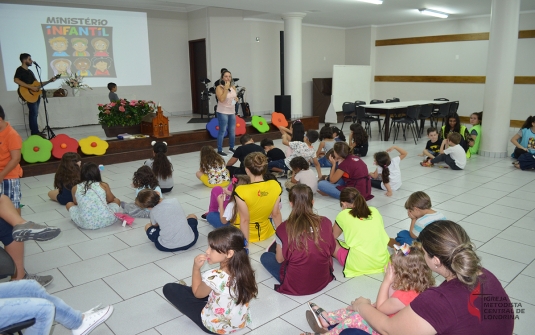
(33, 61, 41, 68)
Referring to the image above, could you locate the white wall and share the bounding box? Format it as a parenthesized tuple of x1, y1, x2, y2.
(0, 2, 193, 128)
(371, 13, 535, 121)
(345, 26, 372, 65)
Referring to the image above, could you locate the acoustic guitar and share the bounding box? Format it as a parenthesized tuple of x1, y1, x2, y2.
(17, 74, 61, 103)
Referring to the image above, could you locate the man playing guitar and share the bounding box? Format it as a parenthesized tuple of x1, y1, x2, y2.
(13, 53, 57, 135)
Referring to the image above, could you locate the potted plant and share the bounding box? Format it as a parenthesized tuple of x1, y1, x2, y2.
(97, 99, 156, 137)
(62, 73, 92, 96)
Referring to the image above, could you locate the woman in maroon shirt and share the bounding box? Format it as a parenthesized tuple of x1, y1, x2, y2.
(348, 220, 514, 335)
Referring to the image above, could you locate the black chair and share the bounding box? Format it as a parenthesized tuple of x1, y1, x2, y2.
(392, 105, 420, 145)
(353, 100, 367, 123)
(433, 102, 452, 128)
(341, 102, 356, 130)
(449, 101, 459, 115)
(356, 106, 382, 141)
(370, 99, 384, 104)
(0, 248, 37, 335)
(385, 97, 400, 103)
(417, 103, 434, 137)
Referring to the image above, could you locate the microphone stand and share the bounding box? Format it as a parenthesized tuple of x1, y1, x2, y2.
(34, 64, 55, 140)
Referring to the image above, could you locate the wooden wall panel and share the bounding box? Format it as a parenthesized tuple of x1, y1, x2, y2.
(374, 76, 535, 84)
(376, 30, 535, 46)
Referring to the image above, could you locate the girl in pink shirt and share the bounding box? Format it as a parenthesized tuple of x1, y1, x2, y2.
(303, 243, 434, 335)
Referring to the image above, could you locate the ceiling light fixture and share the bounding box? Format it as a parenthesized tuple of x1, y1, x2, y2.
(418, 8, 449, 19)
(356, 0, 383, 5)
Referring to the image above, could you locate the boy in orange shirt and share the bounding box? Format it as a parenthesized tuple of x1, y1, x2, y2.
(0, 105, 23, 213)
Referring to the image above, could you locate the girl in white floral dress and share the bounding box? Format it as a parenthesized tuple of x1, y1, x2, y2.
(163, 226, 257, 334)
(196, 145, 231, 188)
(66, 162, 121, 230)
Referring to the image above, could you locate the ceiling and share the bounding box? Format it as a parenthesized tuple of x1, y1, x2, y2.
(25, 0, 535, 27)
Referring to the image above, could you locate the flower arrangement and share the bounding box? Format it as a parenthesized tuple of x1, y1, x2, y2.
(62, 73, 92, 90)
(97, 99, 156, 127)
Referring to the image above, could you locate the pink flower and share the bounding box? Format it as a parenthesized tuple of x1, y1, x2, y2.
(109, 102, 116, 107)
(97, 103, 104, 107)
(119, 106, 125, 112)
(129, 101, 136, 106)
(104, 110, 111, 114)
(214, 308, 225, 315)
(131, 100, 138, 104)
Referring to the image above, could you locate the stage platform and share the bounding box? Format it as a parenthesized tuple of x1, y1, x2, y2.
(21, 116, 319, 177)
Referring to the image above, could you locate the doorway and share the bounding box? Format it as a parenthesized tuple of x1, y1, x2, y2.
(188, 39, 208, 116)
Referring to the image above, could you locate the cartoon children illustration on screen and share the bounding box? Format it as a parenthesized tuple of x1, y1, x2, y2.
(71, 38, 90, 56)
(50, 58, 72, 77)
(92, 57, 112, 76)
(74, 58, 92, 77)
(49, 37, 69, 56)
(91, 37, 110, 57)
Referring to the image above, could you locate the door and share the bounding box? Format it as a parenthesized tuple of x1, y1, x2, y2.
(189, 39, 208, 115)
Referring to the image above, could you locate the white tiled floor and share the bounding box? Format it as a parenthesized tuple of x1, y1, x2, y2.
(8, 121, 535, 334)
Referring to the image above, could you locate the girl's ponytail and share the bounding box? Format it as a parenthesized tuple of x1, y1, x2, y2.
(339, 187, 371, 219)
(151, 142, 173, 179)
(374, 151, 391, 184)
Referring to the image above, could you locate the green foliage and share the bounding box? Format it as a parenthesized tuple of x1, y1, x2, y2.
(97, 99, 155, 127)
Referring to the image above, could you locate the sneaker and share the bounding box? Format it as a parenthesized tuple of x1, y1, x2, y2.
(72, 305, 114, 335)
(287, 170, 293, 179)
(229, 148, 236, 153)
(23, 273, 53, 287)
(218, 151, 227, 156)
(420, 160, 433, 167)
(200, 213, 208, 221)
(12, 221, 61, 242)
(274, 171, 285, 178)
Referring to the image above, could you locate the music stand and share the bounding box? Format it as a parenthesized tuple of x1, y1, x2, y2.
(34, 65, 55, 140)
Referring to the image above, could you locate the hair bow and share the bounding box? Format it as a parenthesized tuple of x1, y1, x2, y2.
(394, 243, 411, 256)
(292, 119, 302, 124)
(243, 238, 249, 254)
(151, 141, 167, 146)
(232, 176, 238, 184)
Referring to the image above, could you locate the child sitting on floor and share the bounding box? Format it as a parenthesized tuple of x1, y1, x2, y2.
(145, 141, 174, 193)
(196, 145, 230, 188)
(261, 138, 286, 163)
(66, 162, 121, 230)
(316, 125, 336, 167)
(205, 175, 250, 229)
(48, 152, 81, 205)
(390, 191, 446, 247)
(421, 132, 466, 170)
(268, 129, 322, 179)
(137, 189, 199, 252)
(304, 243, 434, 335)
(419, 127, 442, 163)
(121, 166, 162, 218)
(369, 146, 407, 197)
(284, 156, 318, 193)
(349, 123, 369, 157)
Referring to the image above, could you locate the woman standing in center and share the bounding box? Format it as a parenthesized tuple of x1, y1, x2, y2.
(234, 152, 282, 243)
(215, 70, 238, 156)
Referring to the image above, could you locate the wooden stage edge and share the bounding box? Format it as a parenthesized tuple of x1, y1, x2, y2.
(21, 117, 319, 177)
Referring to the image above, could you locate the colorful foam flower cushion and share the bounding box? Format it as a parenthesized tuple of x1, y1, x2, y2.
(235, 116, 246, 136)
(79, 136, 109, 155)
(21, 135, 53, 163)
(206, 118, 228, 138)
(50, 134, 79, 159)
(271, 112, 288, 128)
(251, 115, 270, 133)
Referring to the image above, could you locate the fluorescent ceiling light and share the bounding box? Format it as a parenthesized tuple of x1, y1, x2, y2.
(419, 8, 449, 18)
(356, 0, 383, 4)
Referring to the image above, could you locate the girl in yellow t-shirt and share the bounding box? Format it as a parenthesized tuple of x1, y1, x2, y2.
(332, 187, 390, 277)
(234, 152, 282, 243)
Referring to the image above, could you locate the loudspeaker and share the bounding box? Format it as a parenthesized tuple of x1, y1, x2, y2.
(275, 95, 291, 120)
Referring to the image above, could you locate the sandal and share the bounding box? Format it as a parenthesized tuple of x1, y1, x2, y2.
(306, 302, 329, 334)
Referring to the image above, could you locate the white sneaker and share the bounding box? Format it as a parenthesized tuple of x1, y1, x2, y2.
(72, 305, 113, 335)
